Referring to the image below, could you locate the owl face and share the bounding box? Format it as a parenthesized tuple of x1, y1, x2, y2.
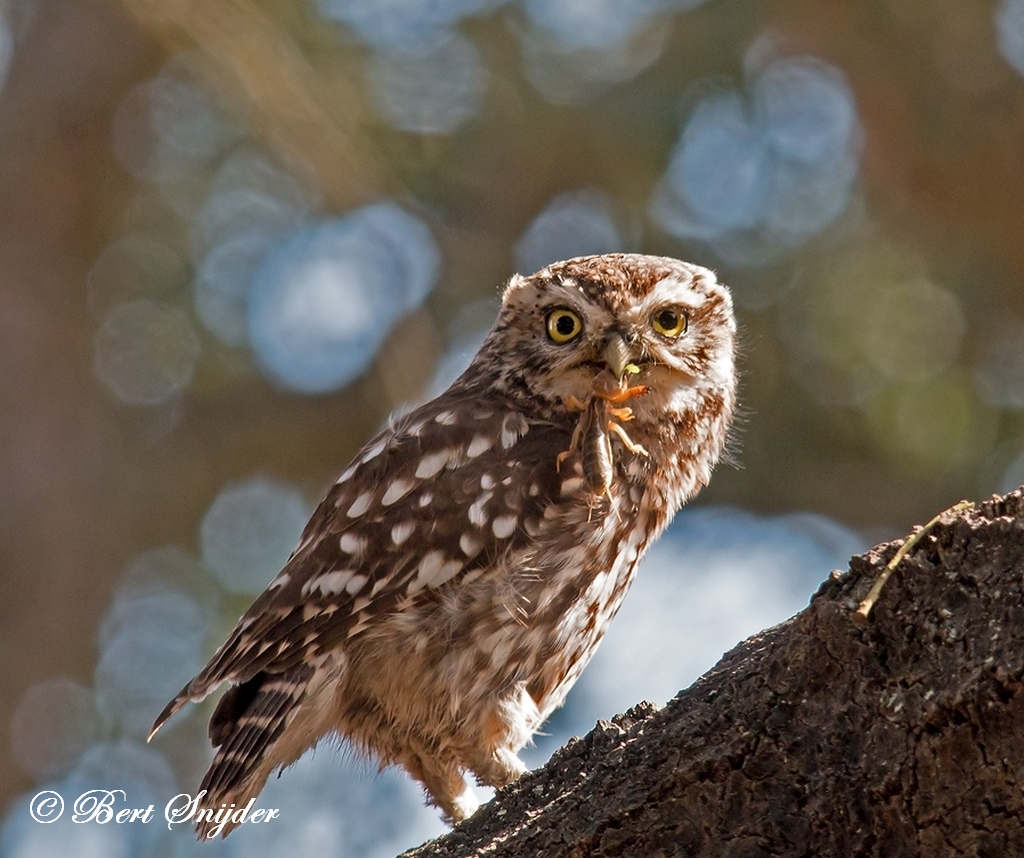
(484, 254, 735, 427)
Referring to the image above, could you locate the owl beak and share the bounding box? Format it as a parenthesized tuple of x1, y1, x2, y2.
(603, 333, 634, 380)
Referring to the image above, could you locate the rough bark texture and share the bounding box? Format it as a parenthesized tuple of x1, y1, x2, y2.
(403, 489, 1024, 857)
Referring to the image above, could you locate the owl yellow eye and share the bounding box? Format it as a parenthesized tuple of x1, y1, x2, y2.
(546, 308, 583, 344)
(651, 307, 687, 338)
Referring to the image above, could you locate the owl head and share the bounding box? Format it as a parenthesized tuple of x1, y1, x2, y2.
(475, 253, 736, 431)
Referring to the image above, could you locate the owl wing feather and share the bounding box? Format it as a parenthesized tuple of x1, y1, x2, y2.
(198, 664, 312, 799)
(151, 389, 571, 740)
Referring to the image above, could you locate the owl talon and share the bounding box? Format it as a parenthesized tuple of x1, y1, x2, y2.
(447, 781, 480, 823)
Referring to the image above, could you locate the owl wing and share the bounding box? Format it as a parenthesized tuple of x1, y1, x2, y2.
(151, 390, 571, 738)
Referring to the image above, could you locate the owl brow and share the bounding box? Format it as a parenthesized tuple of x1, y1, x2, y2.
(539, 281, 589, 311)
(684, 291, 730, 329)
(640, 276, 709, 309)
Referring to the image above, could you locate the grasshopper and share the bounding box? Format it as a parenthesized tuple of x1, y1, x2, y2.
(558, 368, 649, 496)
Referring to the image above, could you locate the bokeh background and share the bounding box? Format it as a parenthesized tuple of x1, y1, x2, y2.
(3, 0, 1024, 854)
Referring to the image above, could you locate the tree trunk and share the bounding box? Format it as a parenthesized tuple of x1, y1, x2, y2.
(403, 488, 1024, 857)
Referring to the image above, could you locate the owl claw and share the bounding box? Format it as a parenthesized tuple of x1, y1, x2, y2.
(447, 781, 480, 823)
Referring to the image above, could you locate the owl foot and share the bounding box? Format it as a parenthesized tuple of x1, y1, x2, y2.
(447, 781, 480, 823)
(471, 747, 528, 789)
(407, 755, 479, 824)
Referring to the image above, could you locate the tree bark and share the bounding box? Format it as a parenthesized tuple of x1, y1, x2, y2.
(403, 488, 1024, 857)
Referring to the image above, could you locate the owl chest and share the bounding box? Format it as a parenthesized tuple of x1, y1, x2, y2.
(340, 477, 659, 751)
(535, 513, 649, 707)
(471, 479, 657, 709)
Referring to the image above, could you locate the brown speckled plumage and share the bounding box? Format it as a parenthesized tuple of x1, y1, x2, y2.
(151, 253, 737, 837)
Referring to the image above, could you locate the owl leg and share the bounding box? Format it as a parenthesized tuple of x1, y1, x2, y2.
(403, 753, 479, 823)
(466, 693, 532, 790)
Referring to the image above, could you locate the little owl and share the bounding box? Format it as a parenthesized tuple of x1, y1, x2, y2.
(151, 253, 737, 836)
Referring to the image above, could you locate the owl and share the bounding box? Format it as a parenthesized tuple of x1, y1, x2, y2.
(150, 253, 737, 836)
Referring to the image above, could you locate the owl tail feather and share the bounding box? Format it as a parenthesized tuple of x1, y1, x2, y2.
(193, 668, 311, 839)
